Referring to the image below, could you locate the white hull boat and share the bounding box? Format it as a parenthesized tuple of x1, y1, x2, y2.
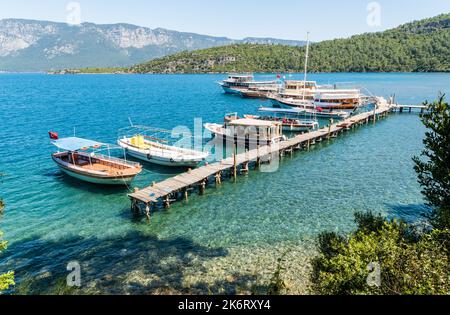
(259, 107, 351, 120)
(118, 136, 208, 168)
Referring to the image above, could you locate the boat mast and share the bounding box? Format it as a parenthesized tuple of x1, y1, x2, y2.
(302, 32, 316, 121)
(302, 31, 310, 102)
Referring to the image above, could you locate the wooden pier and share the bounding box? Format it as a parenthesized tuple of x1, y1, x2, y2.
(392, 104, 427, 114)
(129, 99, 395, 219)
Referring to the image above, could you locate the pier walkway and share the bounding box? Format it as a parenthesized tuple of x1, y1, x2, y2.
(129, 99, 395, 218)
(392, 104, 427, 113)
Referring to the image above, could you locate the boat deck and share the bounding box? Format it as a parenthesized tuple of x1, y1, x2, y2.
(129, 99, 395, 217)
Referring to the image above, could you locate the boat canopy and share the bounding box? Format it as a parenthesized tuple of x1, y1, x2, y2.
(52, 137, 105, 152)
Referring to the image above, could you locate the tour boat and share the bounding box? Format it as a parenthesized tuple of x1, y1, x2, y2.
(270, 95, 358, 110)
(118, 134, 208, 168)
(243, 115, 319, 132)
(204, 114, 285, 146)
(51, 136, 142, 185)
(218, 74, 281, 96)
(259, 107, 351, 120)
(240, 85, 281, 99)
(267, 33, 364, 110)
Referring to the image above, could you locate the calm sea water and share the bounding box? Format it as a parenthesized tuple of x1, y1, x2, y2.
(0, 73, 449, 294)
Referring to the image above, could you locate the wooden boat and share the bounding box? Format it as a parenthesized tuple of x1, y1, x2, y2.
(51, 136, 142, 185)
(259, 107, 351, 120)
(118, 134, 208, 168)
(205, 114, 285, 146)
(243, 115, 319, 132)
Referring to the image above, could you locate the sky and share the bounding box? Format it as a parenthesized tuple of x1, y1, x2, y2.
(0, 0, 449, 41)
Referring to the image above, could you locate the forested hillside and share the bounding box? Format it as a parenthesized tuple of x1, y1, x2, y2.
(128, 13, 450, 74)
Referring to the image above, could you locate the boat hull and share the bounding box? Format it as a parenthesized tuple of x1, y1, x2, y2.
(52, 157, 137, 185)
(58, 166, 135, 185)
(282, 124, 317, 132)
(118, 139, 206, 168)
(258, 107, 350, 120)
(221, 85, 244, 96)
(271, 97, 357, 110)
(124, 149, 201, 168)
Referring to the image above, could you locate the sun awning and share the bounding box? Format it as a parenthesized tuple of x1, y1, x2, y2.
(52, 137, 105, 151)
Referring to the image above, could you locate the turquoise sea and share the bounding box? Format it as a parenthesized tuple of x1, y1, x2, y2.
(0, 73, 449, 294)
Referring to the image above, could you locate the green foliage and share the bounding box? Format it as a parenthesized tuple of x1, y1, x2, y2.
(413, 95, 450, 229)
(77, 67, 124, 74)
(0, 231, 15, 292)
(0, 173, 15, 292)
(128, 13, 450, 74)
(312, 94, 450, 295)
(267, 253, 288, 295)
(311, 213, 450, 295)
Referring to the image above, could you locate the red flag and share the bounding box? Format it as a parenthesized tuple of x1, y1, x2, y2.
(316, 107, 323, 112)
(49, 131, 59, 140)
(276, 74, 281, 79)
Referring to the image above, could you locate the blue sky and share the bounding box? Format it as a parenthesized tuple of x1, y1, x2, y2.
(1, 0, 449, 41)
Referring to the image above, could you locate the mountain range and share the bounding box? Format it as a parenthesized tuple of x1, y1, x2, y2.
(0, 19, 306, 72)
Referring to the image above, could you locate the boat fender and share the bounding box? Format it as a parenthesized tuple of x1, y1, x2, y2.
(170, 158, 175, 164)
(147, 154, 152, 160)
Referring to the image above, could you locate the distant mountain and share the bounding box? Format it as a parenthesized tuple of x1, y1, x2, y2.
(0, 19, 306, 72)
(129, 13, 450, 74)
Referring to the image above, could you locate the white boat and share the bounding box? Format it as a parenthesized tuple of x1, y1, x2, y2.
(268, 33, 364, 110)
(218, 74, 281, 96)
(118, 134, 208, 168)
(259, 107, 351, 120)
(205, 115, 285, 146)
(51, 136, 142, 185)
(243, 114, 319, 132)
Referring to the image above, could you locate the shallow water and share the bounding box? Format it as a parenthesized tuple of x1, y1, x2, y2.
(0, 73, 448, 294)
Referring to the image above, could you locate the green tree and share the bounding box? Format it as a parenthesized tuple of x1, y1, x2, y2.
(0, 174, 15, 292)
(311, 95, 450, 295)
(0, 231, 15, 291)
(413, 95, 450, 229)
(311, 213, 450, 295)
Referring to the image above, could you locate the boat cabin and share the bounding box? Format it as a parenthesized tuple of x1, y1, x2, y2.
(225, 117, 283, 143)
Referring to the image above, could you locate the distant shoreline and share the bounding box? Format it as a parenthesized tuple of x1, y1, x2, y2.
(2, 70, 450, 75)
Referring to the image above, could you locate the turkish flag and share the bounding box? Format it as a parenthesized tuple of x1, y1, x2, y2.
(49, 131, 59, 140)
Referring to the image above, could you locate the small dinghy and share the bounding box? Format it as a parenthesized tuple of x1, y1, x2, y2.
(118, 126, 208, 168)
(50, 135, 142, 185)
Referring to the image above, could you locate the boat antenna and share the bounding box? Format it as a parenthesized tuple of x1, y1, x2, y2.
(128, 117, 134, 127)
(73, 127, 76, 137)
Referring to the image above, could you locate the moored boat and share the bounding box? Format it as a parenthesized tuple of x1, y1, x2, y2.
(118, 126, 208, 168)
(205, 114, 285, 146)
(259, 107, 351, 120)
(218, 74, 281, 96)
(243, 115, 319, 132)
(50, 136, 142, 185)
